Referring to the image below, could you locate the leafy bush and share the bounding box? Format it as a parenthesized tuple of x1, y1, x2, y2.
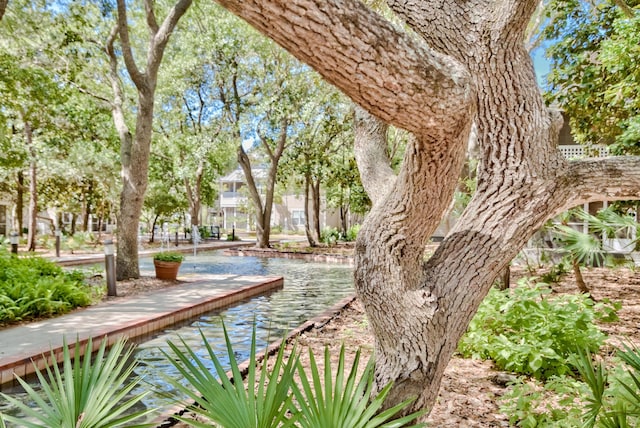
(198, 226, 211, 239)
(458, 278, 619, 379)
(152, 251, 184, 262)
(499, 376, 586, 427)
(0, 337, 155, 427)
(0, 248, 93, 325)
(345, 224, 361, 242)
(320, 227, 340, 245)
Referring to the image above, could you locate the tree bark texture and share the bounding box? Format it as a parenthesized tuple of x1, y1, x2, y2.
(215, 0, 640, 415)
(107, 0, 192, 280)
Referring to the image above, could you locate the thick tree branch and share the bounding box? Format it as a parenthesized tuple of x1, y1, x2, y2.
(149, 0, 192, 78)
(564, 157, 640, 208)
(354, 107, 396, 206)
(144, 0, 159, 34)
(115, 0, 146, 89)
(105, 24, 131, 156)
(214, 0, 472, 139)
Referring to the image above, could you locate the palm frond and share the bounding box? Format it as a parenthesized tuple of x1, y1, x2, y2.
(163, 322, 298, 428)
(0, 337, 155, 428)
(292, 344, 426, 428)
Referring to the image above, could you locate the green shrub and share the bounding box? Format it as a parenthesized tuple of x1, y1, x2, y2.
(458, 278, 619, 379)
(0, 248, 93, 325)
(500, 376, 586, 427)
(345, 224, 361, 242)
(152, 251, 184, 262)
(198, 226, 211, 239)
(320, 227, 340, 245)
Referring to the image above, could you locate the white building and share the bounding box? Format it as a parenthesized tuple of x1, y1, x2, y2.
(219, 168, 339, 232)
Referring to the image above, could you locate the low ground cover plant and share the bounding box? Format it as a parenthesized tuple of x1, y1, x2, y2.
(0, 248, 94, 325)
(458, 278, 619, 379)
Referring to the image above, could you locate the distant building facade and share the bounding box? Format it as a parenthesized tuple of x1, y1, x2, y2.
(218, 168, 339, 232)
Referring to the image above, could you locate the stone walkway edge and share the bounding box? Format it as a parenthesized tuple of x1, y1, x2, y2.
(0, 275, 283, 386)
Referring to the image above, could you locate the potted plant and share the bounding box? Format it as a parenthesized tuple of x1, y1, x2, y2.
(153, 251, 184, 280)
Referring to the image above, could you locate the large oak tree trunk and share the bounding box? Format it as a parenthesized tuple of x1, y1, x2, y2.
(216, 0, 640, 416)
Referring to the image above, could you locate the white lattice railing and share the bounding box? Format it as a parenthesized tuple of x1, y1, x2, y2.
(558, 145, 609, 159)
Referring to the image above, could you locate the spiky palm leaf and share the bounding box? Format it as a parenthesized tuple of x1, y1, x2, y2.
(0, 337, 154, 428)
(162, 324, 298, 428)
(291, 344, 426, 428)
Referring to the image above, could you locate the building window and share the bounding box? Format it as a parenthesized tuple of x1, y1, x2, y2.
(292, 210, 305, 227)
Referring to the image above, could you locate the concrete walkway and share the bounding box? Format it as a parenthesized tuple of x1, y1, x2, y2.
(49, 241, 253, 266)
(0, 273, 283, 386)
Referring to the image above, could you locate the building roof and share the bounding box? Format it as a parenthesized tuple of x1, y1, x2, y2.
(220, 168, 268, 183)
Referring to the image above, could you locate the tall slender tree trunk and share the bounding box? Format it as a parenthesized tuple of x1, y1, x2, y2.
(0, 0, 6, 22)
(82, 181, 92, 232)
(15, 171, 24, 232)
(303, 172, 318, 246)
(105, 0, 192, 280)
(312, 177, 322, 242)
(24, 121, 37, 251)
(237, 118, 288, 248)
(572, 257, 590, 294)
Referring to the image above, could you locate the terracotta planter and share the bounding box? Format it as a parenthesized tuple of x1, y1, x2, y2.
(153, 260, 182, 280)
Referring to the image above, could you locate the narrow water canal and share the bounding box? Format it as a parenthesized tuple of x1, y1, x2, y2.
(1, 251, 354, 422)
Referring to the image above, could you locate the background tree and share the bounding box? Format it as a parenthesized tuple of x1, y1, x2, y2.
(280, 85, 353, 246)
(543, 0, 640, 154)
(215, 0, 640, 417)
(155, 6, 237, 231)
(104, 0, 192, 280)
(0, 1, 70, 249)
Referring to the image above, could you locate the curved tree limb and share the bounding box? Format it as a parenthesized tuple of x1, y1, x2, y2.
(214, 0, 473, 139)
(144, 0, 159, 34)
(148, 0, 192, 79)
(353, 106, 395, 206)
(115, 0, 146, 89)
(564, 157, 640, 208)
